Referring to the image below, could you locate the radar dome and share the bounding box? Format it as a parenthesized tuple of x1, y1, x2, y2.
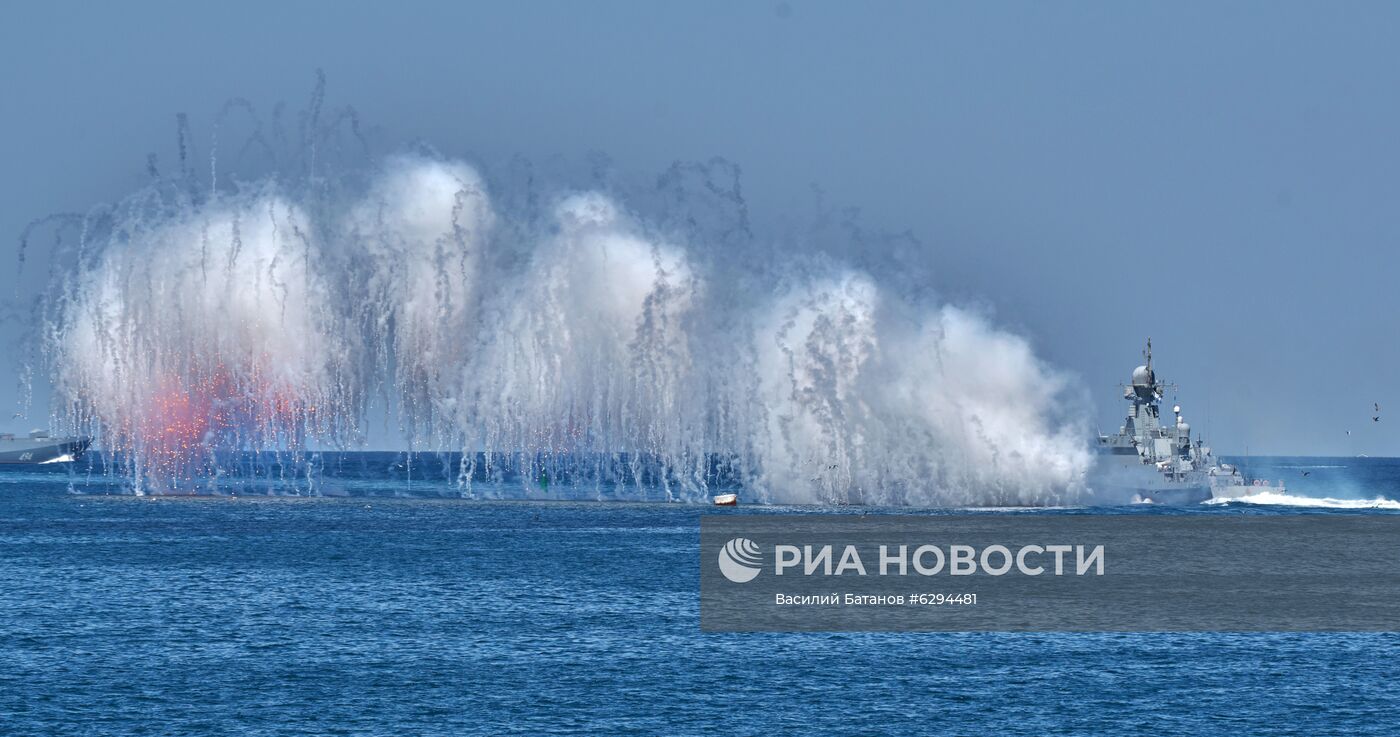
(1131, 365, 1154, 386)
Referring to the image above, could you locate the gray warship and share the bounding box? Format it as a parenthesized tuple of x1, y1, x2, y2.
(1088, 340, 1279, 504)
(0, 431, 90, 464)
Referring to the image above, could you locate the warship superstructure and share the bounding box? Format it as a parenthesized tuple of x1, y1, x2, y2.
(0, 431, 90, 464)
(1089, 340, 1278, 504)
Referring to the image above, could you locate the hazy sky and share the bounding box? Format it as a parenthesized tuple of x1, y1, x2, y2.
(2, 1, 1397, 455)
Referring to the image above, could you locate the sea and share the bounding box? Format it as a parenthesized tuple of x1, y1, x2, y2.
(2, 454, 1398, 736)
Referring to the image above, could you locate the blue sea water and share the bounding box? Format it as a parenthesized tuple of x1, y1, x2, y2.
(2, 455, 1399, 736)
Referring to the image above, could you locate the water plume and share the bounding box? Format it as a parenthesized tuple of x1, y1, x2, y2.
(53, 190, 357, 490)
(29, 85, 1090, 504)
(346, 155, 494, 445)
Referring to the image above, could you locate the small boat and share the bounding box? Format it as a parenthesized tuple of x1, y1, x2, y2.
(712, 493, 738, 506)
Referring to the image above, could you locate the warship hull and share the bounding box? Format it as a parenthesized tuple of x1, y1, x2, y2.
(1086, 459, 1214, 505)
(1117, 484, 1213, 505)
(0, 437, 90, 464)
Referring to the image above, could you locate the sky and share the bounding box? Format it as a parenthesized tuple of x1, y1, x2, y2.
(1, 0, 1397, 455)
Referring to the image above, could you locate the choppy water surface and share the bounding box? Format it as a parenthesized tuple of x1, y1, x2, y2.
(2, 455, 1398, 736)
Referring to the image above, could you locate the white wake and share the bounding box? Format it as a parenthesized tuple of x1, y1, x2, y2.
(1204, 491, 1400, 510)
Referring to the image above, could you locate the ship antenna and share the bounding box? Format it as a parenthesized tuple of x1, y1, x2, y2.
(1144, 337, 1153, 371)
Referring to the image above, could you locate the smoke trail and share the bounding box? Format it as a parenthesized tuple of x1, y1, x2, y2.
(33, 92, 1090, 504)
